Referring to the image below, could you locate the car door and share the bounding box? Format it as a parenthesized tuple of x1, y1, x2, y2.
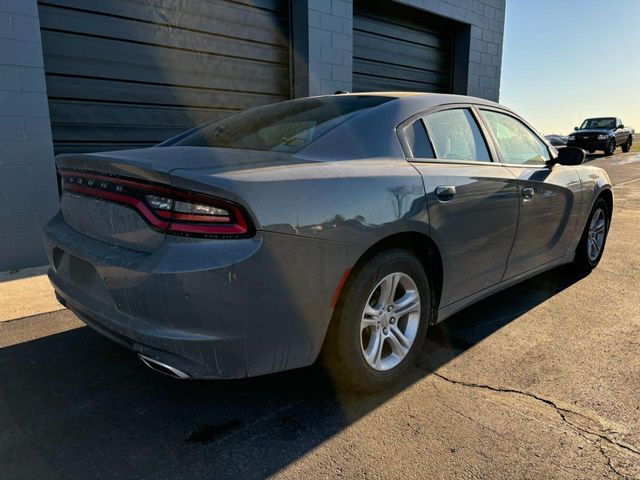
(477, 107, 582, 279)
(615, 118, 625, 146)
(401, 106, 519, 307)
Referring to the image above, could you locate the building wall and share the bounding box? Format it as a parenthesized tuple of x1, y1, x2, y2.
(0, 0, 58, 271)
(402, 0, 506, 100)
(306, 0, 505, 100)
(307, 0, 354, 95)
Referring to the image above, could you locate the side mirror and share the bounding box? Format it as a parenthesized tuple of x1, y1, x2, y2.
(574, 127, 579, 131)
(552, 147, 586, 166)
(619, 124, 625, 129)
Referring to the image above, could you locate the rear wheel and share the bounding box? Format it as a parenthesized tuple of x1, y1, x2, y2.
(573, 198, 610, 273)
(322, 249, 430, 391)
(621, 136, 632, 153)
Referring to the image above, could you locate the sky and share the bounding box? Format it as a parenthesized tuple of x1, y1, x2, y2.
(499, 0, 640, 135)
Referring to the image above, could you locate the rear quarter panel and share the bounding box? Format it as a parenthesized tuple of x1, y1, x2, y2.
(170, 158, 429, 246)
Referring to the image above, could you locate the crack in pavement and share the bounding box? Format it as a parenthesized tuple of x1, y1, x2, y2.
(430, 382, 595, 479)
(422, 368, 640, 477)
(600, 444, 628, 479)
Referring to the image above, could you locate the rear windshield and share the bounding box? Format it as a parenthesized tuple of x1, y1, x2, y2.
(166, 96, 394, 153)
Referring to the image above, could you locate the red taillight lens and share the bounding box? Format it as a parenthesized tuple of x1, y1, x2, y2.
(146, 190, 250, 236)
(60, 170, 253, 238)
(145, 195, 232, 223)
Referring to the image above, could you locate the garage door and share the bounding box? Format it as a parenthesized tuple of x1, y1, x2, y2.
(353, 0, 452, 93)
(37, 0, 291, 154)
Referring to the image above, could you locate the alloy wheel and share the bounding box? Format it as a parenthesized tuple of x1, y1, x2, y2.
(360, 272, 421, 371)
(587, 208, 606, 262)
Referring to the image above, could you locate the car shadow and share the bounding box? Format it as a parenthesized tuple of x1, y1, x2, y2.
(0, 266, 49, 284)
(584, 151, 616, 163)
(418, 264, 586, 370)
(0, 265, 586, 480)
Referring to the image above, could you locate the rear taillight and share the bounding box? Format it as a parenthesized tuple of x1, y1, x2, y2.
(59, 170, 253, 238)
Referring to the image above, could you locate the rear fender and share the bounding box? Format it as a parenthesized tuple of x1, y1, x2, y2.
(171, 158, 429, 246)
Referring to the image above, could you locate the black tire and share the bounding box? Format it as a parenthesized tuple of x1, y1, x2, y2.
(605, 139, 616, 156)
(573, 198, 610, 273)
(621, 136, 632, 153)
(322, 249, 431, 391)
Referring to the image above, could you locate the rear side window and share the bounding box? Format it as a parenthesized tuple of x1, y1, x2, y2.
(405, 119, 435, 158)
(422, 109, 491, 162)
(166, 95, 394, 153)
(481, 110, 550, 165)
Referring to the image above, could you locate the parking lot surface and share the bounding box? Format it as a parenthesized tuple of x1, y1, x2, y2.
(1, 147, 639, 479)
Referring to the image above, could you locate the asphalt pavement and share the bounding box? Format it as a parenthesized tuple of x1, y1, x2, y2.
(1, 149, 639, 479)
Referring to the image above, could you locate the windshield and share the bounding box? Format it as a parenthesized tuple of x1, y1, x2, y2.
(580, 118, 616, 129)
(165, 96, 394, 153)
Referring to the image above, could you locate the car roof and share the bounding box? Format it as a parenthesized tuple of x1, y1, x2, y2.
(295, 92, 512, 160)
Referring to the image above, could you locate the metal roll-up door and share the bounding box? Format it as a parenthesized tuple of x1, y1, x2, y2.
(353, 0, 452, 93)
(37, 0, 291, 154)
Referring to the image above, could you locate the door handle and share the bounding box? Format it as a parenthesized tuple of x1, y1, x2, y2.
(435, 185, 456, 202)
(522, 187, 534, 200)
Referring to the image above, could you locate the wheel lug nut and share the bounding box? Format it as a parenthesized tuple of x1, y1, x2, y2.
(390, 317, 396, 324)
(383, 327, 388, 334)
(387, 306, 393, 312)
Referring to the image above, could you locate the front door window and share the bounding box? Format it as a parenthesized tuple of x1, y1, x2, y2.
(481, 110, 550, 165)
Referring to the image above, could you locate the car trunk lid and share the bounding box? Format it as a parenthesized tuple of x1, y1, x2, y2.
(56, 146, 297, 177)
(56, 147, 295, 250)
(57, 148, 186, 252)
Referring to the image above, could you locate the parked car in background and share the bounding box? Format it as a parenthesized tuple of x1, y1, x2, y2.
(44, 93, 614, 391)
(545, 134, 568, 148)
(567, 117, 634, 155)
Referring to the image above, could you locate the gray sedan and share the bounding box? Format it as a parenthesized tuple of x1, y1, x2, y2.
(44, 93, 613, 390)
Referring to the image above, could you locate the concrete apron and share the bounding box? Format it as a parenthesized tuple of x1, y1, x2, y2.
(0, 266, 65, 322)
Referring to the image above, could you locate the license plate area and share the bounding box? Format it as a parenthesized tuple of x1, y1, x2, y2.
(54, 249, 110, 301)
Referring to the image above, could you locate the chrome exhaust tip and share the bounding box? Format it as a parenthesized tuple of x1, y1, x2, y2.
(139, 354, 191, 379)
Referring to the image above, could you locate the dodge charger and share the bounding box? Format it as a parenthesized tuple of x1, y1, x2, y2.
(44, 93, 613, 390)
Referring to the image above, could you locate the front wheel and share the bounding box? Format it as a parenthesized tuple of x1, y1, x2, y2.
(621, 136, 632, 153)
(573, 198, 610, 272)
(605, 139, 616, 156)
(322, 249, 430, 391)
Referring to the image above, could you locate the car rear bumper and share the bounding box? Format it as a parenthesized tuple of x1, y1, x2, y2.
(44, 212, 358, 379)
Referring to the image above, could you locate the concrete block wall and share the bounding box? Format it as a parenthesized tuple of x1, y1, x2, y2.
(307, 0, 353, 95)
(305, 0, 505, 101)
(0, 0, 58, 271)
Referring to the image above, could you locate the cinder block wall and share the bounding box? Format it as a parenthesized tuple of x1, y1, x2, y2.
(0, 0, 58, 271)
(306, 0, 505, 100)
(308, 0, 353, 95)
